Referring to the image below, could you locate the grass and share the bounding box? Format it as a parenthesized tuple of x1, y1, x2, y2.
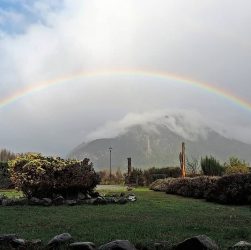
(0, 187, 251, 249)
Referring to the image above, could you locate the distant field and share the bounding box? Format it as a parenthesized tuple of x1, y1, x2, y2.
(0, 187, 251, 249)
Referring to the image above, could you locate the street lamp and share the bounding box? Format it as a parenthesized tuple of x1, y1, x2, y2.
(109, 146, 112, 180)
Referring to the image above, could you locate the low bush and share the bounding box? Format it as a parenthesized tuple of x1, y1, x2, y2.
(206, 173, 251, 204)
(8, 153, 100, 199)
(144, 167, 181, 186)
(149, 178, 176, 191)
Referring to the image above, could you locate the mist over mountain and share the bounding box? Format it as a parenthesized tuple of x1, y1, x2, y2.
(68, 113, 251, 170)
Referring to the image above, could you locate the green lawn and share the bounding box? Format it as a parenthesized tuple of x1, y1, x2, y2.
(0, 187, 251, 249)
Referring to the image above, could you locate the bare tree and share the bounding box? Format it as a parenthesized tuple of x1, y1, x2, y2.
(186, 156, 199, 176)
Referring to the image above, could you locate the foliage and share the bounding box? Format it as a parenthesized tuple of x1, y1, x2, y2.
(143, 167, 180, 185)
(201, 155, 224, 176)
(150, 176, 219, 198)
(126, 168, 145, 186)
(98, 168, 124, 185)
(165, 176, 219, 198)
(224, 157, 250, 174)
(0, 187, 251, 249)
(186, 157, 200, 176)
(206, 173, 251, 204)
(151, 173, 251, 205)
(0, 162, 13, 189)
(0, 149, 16, 162)
(149, 178, 177, 191)
(8, 153, 100, 198)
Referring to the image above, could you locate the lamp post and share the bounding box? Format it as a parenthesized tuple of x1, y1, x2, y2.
(109, 146, 112, 180)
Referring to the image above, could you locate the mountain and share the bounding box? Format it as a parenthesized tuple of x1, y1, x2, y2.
(68, 121, 251, 170)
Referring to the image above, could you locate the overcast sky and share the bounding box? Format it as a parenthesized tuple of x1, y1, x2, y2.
(0, 0, 251, 156)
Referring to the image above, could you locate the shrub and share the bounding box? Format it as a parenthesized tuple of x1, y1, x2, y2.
(149, 178, 176, 191)
(165, 176, 219, 198)
(126, 168, 145, 186)
(144, 167, 180, 185)
(224, 157, 250, 174)
(98, 168, 124, 185)
(201, 156, 224, 176)
(8, 153, 100, 199)
(0, 162, 13, 189)
(206, 173, 251, 204)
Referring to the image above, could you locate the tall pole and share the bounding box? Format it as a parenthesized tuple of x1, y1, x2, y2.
(109, 146, 112, 180)
(179, 142, 186, 178)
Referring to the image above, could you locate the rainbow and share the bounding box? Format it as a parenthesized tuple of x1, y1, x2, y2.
(0, 69, 250, 111)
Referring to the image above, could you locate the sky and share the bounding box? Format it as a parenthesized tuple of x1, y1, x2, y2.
(0, 0, 251, 156)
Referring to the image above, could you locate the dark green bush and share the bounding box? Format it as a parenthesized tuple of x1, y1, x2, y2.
(8, 153, 100, 199)
(201, 156, 224, 176)
(0, 162, 13, 189)
(144, 167, 181, 185)
(206, 173, 251, 204)
(126, 168, 145, 186)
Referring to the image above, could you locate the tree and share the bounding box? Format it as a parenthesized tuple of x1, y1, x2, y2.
(201, 156, 224, 176)
(186, 157, 199, 176)
(0, 149, 16, 162)
(224, 157, 250, 174)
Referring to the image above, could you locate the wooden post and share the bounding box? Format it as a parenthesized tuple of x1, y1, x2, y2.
(179, 142, 186, 178)
(127, 157, 132, 176)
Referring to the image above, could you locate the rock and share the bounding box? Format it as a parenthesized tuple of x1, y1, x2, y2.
(127, 194, 136, 202)
(66, 200, 78, 206)
(175, 235, 219, 250)
(93, 197, 107, 205)
(78, 192, 86, 200)
(120, 192, 125, 197)
(98, 240, 137, 250)
(47, 233, 73, 248)
(0, 234, 17, 245)
(104, 197, 117, 204)
(70, 242, 96, 249)
(42, 198, 52, 206)
(1, 199, 13, 206)
(90, 191, 100, 198)
(1, 198, 28, 206)
(117, 197, 127, 205)
(154, 241, 171, 249)
(86, 194, 92, 199)
(53, 195, 65, 206)
(10, 238, 26, 248)
(29, 197, 42, 206)
(232, 241, 251, 249)
(0, 195, 7, 205)
(85, 198, 97, 205)
(26, 239, 42, 248)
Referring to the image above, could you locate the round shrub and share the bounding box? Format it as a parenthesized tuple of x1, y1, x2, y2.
(8, 153, 100, 199)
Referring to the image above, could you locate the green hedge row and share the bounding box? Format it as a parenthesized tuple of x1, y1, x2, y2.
(150, 173, 251, 205)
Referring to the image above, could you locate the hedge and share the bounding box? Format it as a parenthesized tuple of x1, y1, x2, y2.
(150, 174, 251, 205)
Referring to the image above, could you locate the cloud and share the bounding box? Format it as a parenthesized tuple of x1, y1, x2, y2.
(0, 0, 251, 155)
(85, 109, 210, 141)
